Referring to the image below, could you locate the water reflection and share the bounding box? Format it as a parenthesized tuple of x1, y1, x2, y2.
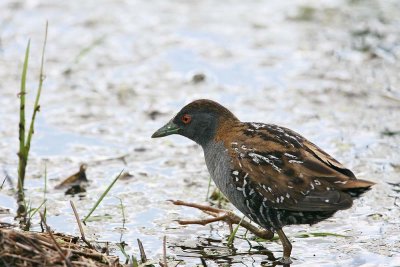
(171, 236, 282, 266)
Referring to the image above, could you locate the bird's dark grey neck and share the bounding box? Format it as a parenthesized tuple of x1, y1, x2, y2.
(192, 130, 215, 148)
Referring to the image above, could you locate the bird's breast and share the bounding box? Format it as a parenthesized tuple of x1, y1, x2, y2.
(203, 141, 254, 215)
(203, 141, 231, 193)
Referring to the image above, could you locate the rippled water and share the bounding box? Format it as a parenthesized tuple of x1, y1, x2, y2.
(0, 0, 399, 266)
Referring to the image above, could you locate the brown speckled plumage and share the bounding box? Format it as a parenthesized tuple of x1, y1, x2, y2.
(217, 122, 373, 212)
(152, 99, 375, 263)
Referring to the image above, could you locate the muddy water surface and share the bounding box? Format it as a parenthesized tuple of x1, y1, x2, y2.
(0, 0, 400, 266)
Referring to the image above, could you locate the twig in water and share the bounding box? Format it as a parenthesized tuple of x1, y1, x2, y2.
(70, 200, 95, 250)
(0, 176, 6, 189)
(200, 258, 207, 267)
(39, 212, 73, 267)
(83, 170, 124, 224)
(137, 239, 147, 263)
(160, 236, 168, 267)
(91, 153, 129, 166)
(40, 206, 47, 232)
(2, 169, 15, 193)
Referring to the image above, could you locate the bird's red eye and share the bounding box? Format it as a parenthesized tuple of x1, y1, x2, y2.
(181, 114, 192, 124)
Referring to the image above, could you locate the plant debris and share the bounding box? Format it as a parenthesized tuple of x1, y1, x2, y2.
(0, 225, 122, 267)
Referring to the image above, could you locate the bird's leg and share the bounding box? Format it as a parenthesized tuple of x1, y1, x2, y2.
(276, 228, 292, 264)
(169, 200, 274, 240)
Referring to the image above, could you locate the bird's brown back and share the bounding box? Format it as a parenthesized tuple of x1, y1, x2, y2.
(214, 120, 374, 212)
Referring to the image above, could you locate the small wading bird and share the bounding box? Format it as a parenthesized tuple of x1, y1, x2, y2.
(152, 99, 374, 264)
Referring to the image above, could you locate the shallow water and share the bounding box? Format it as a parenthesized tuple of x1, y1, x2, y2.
(1, 0, 400, 266)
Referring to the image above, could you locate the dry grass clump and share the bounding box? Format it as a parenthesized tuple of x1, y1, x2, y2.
(0, 225, 122, 267)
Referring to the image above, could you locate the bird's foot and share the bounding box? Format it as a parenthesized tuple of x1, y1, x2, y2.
(169, 200, 274, 240)
(277, 256, 292, 265)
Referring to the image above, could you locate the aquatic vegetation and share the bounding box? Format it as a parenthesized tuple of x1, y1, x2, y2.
(16, 22, 48, 227)
(83, 170, 124, 224)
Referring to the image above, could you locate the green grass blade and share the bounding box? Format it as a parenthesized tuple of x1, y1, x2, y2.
(25, 22, 48, 157)
(296, 232, 349, 238)
(17, 39, 30, 191)
(205, 176, 212, 201)
(227, 216, 245, 247)
(43, 206, 47, 222)
(117, 197, 126, 225)
(253, 235, 280, 242)
(43, 161, 47, 199)
(29, 199, 47, 219)
(83, 170, 124, 223)
(116, 196, 127, 242)
(74, 35, 105, 63)
(131, 256, 139, 267)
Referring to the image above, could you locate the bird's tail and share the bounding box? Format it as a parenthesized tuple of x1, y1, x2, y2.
(342, 179, 375, 198)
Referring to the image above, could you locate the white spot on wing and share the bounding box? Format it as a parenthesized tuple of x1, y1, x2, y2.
(284, 153, 298, 159)
(248, 152, 282, 173)
(250, 123, 264, 129)
(289, 160, 303, 164)
(334, 180, 348, 184)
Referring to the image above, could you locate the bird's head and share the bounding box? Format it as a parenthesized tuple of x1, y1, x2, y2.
(151, 99, 238, 147)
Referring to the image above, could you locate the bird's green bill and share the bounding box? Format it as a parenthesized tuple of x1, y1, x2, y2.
(151, 121, 180, 138)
